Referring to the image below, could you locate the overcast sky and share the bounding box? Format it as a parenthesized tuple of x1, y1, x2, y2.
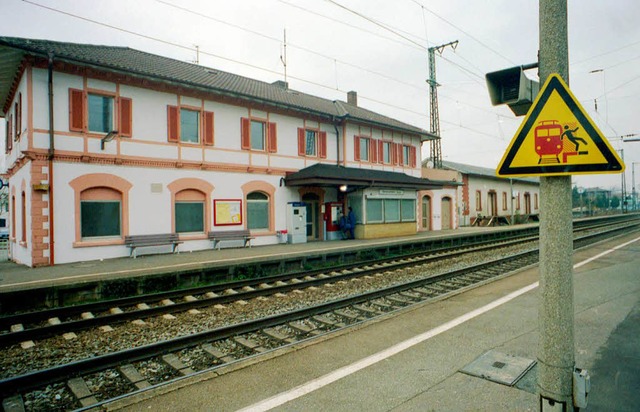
(1, 0, 639, 193)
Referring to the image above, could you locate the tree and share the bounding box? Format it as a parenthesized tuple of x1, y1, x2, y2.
(610, 196, 620, 209)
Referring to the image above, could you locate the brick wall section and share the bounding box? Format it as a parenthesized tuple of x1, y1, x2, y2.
(30, 159, 50, 266)
(462, 174, 470, 216)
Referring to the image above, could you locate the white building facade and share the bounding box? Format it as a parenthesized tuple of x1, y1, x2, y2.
(0, 37, 447, 266)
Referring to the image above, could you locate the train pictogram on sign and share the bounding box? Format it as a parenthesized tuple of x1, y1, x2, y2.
(497, 74, 623, 177)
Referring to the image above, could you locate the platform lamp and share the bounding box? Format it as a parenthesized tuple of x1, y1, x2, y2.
(100, 130, 119, 150)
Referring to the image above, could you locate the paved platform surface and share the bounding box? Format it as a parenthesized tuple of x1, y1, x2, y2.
(0, 225, 531, 292)
(109, 231, 640, 412)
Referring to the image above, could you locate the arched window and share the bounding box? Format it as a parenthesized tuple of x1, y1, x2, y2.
(80, 187, 122, 239)
(246, 191, 269, 230)
(21, 191, 26, 243)
(175, 189, 205, 233)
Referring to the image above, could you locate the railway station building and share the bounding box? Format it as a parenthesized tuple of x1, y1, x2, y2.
(0, 37, 451, 267)
(434, 160, 540, 227)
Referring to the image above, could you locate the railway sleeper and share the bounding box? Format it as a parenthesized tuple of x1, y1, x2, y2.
(352, 304, 383, 316)
(2, 394, 25, 412)
(262, 328, 296, 344)
(202, 343, 235, 364)
(161, 353, 196, 376)
(312, 315, 344, 328)
(288, 321, 321, 336)
(67, 377, 98, 408)
(333, 309, 365, 321)
(399, 291, 422, 300)
(385, 295, 411, 305)
(233, 336, 269, 353)
(413, 287, 437, 297)
(119, 364, 152, 390)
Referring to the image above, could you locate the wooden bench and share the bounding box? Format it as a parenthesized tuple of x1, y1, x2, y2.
(208, 230, 254, 250)
(124, 233, 182, 258)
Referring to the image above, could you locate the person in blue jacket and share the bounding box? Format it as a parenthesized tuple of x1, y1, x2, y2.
(346, 207, 356, 239)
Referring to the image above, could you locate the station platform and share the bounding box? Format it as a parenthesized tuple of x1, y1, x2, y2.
(0, 225, 533, 294)
(106, 231, 640, 411)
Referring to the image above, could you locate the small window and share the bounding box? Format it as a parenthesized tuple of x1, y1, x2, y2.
(384, 199, 400, 222)
(180, 108, 200, 143)
(80, 187, 122, 239)
(366, 199, 383, 223)
(305, 130, 317, 156)
(251, 120, 265, 151)
(476, 190, 482, 211)
(81, 201, 121, 238)
(502, 192, 508, 211)
(403, 146, 411, 166)
(359, 137, 370, 161)
(534, 193, 539, 209)
(175, 202, 204, 233)
(401, 199, 415, 221)
(382, 142, 392, 164)
(88, 94, 114, 133)
(247, 191, 269, 230)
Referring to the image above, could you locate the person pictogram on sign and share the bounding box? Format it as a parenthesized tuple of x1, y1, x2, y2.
(561, 125, 588, 151)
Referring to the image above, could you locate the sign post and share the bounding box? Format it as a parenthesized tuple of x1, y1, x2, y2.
(493, 1, 623, 410)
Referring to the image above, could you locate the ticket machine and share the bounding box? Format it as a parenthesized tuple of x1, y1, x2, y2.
(324, 202, 344, 241)
(286, 202, 307, 244)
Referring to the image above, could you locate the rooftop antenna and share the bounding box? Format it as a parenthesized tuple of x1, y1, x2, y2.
(192, 45, 200, 65)
(280, 29, 287, 83)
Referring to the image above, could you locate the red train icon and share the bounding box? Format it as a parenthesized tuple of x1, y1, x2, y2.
(535, 120, 563, 164)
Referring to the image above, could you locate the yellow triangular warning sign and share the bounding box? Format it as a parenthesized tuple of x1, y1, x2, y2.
(497, 74, 624, 177)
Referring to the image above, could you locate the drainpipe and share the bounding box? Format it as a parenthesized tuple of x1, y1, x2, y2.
(332, 118, 341, 167)
(47, 52, 55, 265)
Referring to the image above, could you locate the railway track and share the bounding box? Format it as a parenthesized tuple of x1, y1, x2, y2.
(0, 216, 628, 348)
(0, 218, 638, 411)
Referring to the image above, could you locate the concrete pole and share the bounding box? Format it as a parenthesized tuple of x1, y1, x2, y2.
(538, 0, 575, 410)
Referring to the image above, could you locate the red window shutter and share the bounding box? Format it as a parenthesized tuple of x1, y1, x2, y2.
(378, 140, 384, 163)
(118, 97, 133, 137)
(319, 131, 327, 158)
(14, 102, 19, 139)
(392, 143, 397, 165)
(371, 139, 377, 163)
(6, 117, 12, 153)
(241, 117, 251, 150)
(69, 88, 85, 132)
(398, 144, 404, 165)
(167, 105, 179, 142)
(354, 136, 361, 161)
(203, 111, 215, 146)
(297, 128, 305, 156)
(268, 122, 277, 152)
(410, 146, 417, 167)
(16, 93, 22, 138)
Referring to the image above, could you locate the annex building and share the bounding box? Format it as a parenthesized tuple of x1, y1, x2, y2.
(0, 37, 450, 267)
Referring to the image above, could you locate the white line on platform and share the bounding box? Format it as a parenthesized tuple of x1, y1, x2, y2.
(237, 235, 640, 412)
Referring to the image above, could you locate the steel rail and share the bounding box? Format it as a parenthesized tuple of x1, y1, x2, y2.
(2, 221, 639, 398)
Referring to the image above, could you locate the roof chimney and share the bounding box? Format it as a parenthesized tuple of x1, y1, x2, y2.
(347, 90, 358, 106)
(272, 80, 289, 89)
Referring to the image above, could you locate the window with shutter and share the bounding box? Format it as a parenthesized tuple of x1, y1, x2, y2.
(118, 97, 132, 137)
(167, 106, 179, 142)
(203, 111, 214, 146)
(410, 146, 417, 168)
(354, 136, 361, 161)
(371, 139, 378, 163)
(241, 117, 251, 150)
(297, 128, 305, 156)
(268, 122, 277, 152)
(5, 117, 11, 153)
(319, 131, 327, 158)
(69, 89, 85, 132)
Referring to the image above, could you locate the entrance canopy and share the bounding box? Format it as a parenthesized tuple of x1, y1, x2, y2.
(284, 163, 446, 191)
